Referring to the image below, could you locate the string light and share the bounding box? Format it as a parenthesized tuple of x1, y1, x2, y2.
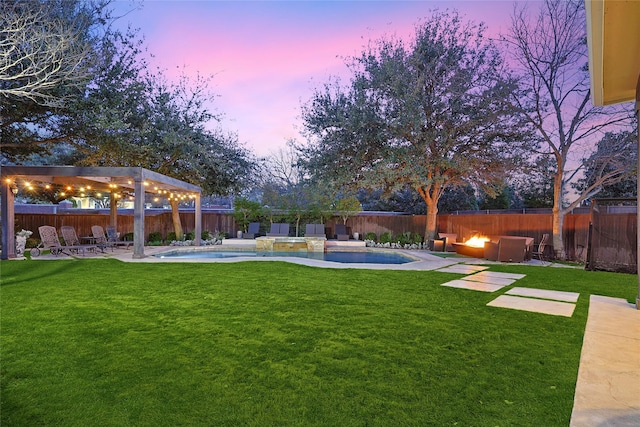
(2, 177, 198, 207)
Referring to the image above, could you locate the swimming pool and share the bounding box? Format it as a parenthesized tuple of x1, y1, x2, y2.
(156, 249, 417, 264)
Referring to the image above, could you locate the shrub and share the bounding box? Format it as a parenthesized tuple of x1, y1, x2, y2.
(148, 232, 163, 243)
(185, 231, 196, 241)
(413, 233, 423, 244)
(202, 230, 212, 241)
(122, 232, 134, 241)
(396, 231, 413, 246)
(167, 232, 177, 242)
(379, 232, 393, 244)
(26, 237, 39, 248)
(364, 232, 377, 242)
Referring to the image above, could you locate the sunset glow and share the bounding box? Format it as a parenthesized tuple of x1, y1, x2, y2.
(111, 1, 517, 156)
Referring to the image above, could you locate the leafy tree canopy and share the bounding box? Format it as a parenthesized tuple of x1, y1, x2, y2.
(301, 10, 532, 239)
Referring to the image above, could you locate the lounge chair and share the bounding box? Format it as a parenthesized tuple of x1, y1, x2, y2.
(31, 225, 92, 257)
(334, 224, 349, 241)
(484, 236, 527, 262)
(305, 224, 326, 238)
(243, 222, 260, 239)
(267, 223, 289, 237)
(105, 225, 133, 249)
(91, 225, 113, 252)
(60, 226, 100, 255)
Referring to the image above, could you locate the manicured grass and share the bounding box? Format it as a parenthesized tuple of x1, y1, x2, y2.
(0, 259, 636, 426)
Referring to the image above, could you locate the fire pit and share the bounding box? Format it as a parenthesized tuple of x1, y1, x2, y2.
(451, 235, 491, 258)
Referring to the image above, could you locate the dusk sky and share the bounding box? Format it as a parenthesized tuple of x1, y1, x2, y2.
(111, 1, 531, 157)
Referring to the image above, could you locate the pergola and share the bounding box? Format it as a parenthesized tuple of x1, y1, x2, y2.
(1, 166, 202, 259)
(585, 0, 640, 308)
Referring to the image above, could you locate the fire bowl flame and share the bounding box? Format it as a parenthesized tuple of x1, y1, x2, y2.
(451, 235, 491, 258)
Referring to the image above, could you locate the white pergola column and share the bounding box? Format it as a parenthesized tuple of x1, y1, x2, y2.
(0, 181, 16, 259)
(133, 178, 145, 258)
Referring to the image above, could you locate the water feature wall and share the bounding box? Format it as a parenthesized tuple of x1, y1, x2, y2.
(256, 237, 326, 253)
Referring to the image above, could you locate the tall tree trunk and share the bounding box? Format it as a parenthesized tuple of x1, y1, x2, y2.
(169, 198, 184, 241)
(552, 206, 565, 261)
(552, 166, 565, 260)
(424, 201, 438, 242)
(417, 184, 441, 242)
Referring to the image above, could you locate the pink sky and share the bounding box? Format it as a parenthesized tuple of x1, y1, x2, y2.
(111, 1, 527, 157)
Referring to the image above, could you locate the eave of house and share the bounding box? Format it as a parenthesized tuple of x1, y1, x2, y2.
(585, 0, 640, 106)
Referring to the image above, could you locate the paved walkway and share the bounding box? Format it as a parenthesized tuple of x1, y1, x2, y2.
(570, 295, 640, 427)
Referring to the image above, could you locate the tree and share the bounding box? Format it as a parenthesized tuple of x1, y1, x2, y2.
(503, 0, 634, 258)
(478, 183, 513, 210)
(233, 197, 263, 233)
(334, 196, 362, 225)
(572, 130, 637, 200)
(511, 155, 555, 208)
(0, 0, 112, 159)
(6, 14, 253, 239)
(358, 186, 426, 214)
(262, 140, 305, 190)
(437, 185, 478, 213)
(0, 0, 104, 106)
(79, 67, 254, 239)
(301, 10, 530, 240)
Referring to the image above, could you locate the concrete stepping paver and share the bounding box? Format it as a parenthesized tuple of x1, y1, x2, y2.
(570, 295, 640, 426)
(462, 274, 516, 287)
(441, 279, 506, 293)
(436, 264, 489, 274)
(470, 271, 526, 280)
(506, 287, 579, 303)
(487, 295, 576, 317)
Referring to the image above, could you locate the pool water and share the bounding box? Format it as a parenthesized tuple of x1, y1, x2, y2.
(156, 250, 416, 264)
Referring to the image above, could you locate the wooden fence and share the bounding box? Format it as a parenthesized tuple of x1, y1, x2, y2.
(11, 210, 636, 268)
(436, 213, 592, 262)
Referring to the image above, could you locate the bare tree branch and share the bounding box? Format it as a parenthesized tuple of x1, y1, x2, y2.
(0, 1, 95, 107)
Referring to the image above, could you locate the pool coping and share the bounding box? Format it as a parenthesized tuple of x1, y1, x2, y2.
(110, 243, 518, 271)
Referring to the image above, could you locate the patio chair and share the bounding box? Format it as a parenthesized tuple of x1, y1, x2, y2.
(334, 224, 349, 241)
(91, 225, 113, 252)
(484, 236, 527, 263)
(105, 225, 133, 249)
(31, 226, 91, 257)
(60, 226, 100, 255)
(438, 233, 458, 252)
(305, 224, 326, 238)
(243, 222, 260, 239)
(532, 234, 551, 263)
(267, 223, 290, 237)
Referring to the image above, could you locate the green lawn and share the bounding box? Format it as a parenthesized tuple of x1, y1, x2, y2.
(0, 259, 636, 426)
